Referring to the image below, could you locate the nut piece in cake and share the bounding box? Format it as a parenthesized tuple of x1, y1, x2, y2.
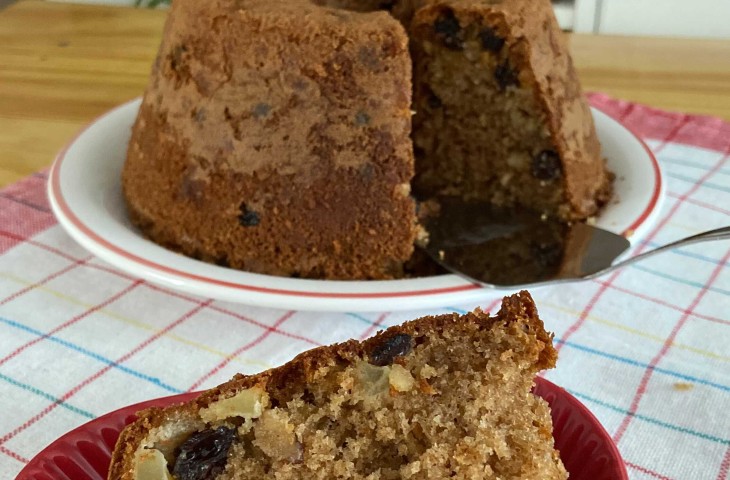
(198, 386, 268, 426)
(134, 449, 172, 480)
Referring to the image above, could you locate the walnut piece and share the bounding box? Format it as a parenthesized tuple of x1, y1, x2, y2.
(356, 361, 391, 397)
(253, 409, 303, 463)
(134, 448, 173, 480)
(355, 361, 416, 395)
(389, 363, 415, 392)
(199, 386, 269, 424)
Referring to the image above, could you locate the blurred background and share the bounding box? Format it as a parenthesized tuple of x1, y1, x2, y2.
(5, 0, 727, 39)
(1, 0, 728, 187)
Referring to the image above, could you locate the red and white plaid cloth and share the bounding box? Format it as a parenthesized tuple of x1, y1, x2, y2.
(1, 94, 729, 480)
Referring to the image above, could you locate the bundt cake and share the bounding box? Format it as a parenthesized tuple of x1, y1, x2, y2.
(108, 291, 568, 480)
(122, 0, 612, 280)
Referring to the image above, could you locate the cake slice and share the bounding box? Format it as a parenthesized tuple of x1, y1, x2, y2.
(109, 291, 567, 480)
(410, 0, 612, 220)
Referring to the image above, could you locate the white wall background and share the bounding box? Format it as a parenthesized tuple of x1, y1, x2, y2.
(574, 0, 730, 38)
(598, 0, 730, 39)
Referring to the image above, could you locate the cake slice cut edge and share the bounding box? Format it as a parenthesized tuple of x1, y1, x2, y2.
(410, 0, 612, 221)
(109, 291, 567, 480)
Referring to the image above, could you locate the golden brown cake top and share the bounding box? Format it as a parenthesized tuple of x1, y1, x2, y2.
(144, 0, 412, 180)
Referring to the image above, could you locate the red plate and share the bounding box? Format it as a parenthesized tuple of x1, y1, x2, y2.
(17, 378, 627, 480)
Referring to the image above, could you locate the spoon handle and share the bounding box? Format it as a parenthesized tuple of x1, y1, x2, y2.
(587, 226, 730, 279)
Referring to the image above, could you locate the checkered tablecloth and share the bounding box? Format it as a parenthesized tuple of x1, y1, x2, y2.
(1, 94, 729, 480)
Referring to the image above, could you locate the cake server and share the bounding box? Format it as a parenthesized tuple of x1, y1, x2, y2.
(419, 199, 730, 288)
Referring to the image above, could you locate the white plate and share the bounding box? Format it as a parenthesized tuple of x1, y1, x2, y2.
(48, 98, 664, 312)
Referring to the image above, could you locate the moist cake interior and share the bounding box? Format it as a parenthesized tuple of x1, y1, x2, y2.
(112, 292, 567, 480)
(411, 6, 566, 213)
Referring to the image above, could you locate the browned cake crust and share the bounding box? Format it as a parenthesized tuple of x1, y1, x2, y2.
(123, 0, 417, 279)
(124, 0, 612, 280)
(109, 292, 566, 480)
(410, 0, 611, 220)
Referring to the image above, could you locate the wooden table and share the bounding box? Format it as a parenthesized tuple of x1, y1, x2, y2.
(1, 0, 730, 188)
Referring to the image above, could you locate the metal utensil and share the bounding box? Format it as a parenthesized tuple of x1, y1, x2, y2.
(419, 198, 730, 288)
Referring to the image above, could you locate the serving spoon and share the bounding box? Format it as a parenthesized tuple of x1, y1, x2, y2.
(419, 198, 730, 288)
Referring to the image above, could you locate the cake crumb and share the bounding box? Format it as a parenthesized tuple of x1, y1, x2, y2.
(110, 292, 567, 480)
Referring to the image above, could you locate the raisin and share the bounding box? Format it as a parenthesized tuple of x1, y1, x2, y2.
(478, 27, 505, 52)
(253, 103, 271, 119)
(171, 45, 188, 71)
(172, 427, 236, 480)
(427, 92, 442, 109)
(495, 60, 519, 90)
(355, 111, 371, 126)
(369, 333, 412, 366)
(433, 9, 462, 50)
(238, 203, 260, 227)
(532, 150, 562, 180)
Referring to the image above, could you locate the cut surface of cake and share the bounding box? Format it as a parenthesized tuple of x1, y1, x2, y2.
(122, 0, 612, 279)
(410, 0, 611, 220)
(108, 291, 568, 480)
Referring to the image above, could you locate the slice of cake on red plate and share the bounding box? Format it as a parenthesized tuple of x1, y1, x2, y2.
(109, 291, 567, 480)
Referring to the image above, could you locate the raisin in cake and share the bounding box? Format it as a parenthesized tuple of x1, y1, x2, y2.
(123, 0, 611, 280)
(108, 291, 567, 480)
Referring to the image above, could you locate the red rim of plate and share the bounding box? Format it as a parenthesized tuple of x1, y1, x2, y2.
(49, 99, 662, 300)
(17, 377, 628, 480)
